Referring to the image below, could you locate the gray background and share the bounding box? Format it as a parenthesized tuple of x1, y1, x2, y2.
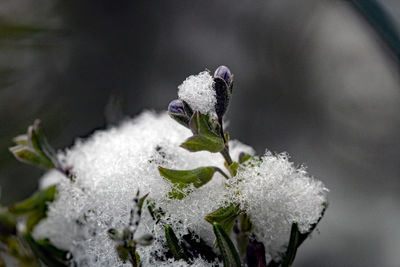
(0, 0, 399, 266)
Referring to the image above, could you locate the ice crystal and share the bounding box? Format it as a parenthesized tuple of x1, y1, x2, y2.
(177, 71, 216, 115)
(228, 153, 328, 260)
(33, 112, 253, 266)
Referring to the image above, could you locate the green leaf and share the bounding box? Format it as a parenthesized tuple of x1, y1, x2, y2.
(227, 161, 239, 177)
(12, 135, 28, 146)
(26, 206, 47, 233)
(182, 231, 218, 263)
(147, 201, 165, 224)
(25, 234, 70, 267)
(213, 222, 241, 267)
(116, 245, 130, 262)
(224, 132, 229, 143)
(274, 203, 327, 267)
(135, 251, 140, 266)
(189, 112, 211, 136)
(180, 135, 224, 153)
(8, 186, 56, 216)
(108, 228, 123, 241)
(158, 167, 216, 188)
(238, 153, 252, 164)
(134, 233, 154, 246)
(205, 204, 240, 236)
(136, 192, 149, 216)
(9, 145, 54, 170)
(240, 213, 253, 233)
(236, 213, 253, 259)
(9, 120, 59, 170)
(181, 112, 224, 153)
(28, 120, 58, 165)
(164, 225, 190, 262)
(0, 207, 16, 236)
(281, 223, 300, 267)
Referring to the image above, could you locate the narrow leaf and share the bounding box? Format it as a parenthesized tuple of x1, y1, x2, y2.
(12, 135, 28, 146)
(281, 223, 300, 267)
(133, 233, 154, 246)
(0, 208, 16, 236)
(9, 186, 56, 215)
(135, 251, 140, 267)
(9, 146, 54, 170)
(29, 120, 58, 166)
(164, 225, 190, 262)
(25, 234, 71, 267)
(10, 120, 61, 171)
(238, 153, 252, 164)
(136, 192, 149, 215)
(213, 222, 241, 267)
(26, 206, 47, 233)
(205, 204, 240, 236)
(182, 231, 218, 262)
(227, 161, 239, 177)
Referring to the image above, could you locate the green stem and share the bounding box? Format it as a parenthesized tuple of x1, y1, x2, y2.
(220, 147, 233, 166)
(129, 246, 138, 267)
(214, 167, 230, 180)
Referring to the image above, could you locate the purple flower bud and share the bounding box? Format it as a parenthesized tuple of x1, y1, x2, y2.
(214, 65, 233, 88)
(213, 66, 233, 121)
(167, 99, 193, 128)
(168, 99, 185, 115)
(246, 239, 267, 267)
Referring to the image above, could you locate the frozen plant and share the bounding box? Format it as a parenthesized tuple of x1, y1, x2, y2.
(3, 65, 328, 267)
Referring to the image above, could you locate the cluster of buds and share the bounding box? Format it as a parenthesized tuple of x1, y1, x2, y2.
(168, 65, 234, 129)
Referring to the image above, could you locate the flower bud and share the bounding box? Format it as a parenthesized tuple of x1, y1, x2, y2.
(214, 65, 233, 92)
(213, 66, 233, 120)
(168, 99, 193, 128)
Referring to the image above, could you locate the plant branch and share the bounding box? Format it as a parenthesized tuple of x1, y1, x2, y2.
(220, 147, 233, 166)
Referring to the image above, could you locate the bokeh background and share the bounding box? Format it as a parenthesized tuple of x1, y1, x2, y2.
(1, 0, 399, 266)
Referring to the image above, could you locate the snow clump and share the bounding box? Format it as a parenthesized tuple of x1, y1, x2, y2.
(177, 71, 216, 115)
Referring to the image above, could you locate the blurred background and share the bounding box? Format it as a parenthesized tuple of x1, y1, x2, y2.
(0, 0, 399, 266)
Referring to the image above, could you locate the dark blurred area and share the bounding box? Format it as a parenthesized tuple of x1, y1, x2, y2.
(1, 0, 399, 266)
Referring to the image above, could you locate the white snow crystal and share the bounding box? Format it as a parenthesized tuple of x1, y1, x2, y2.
(33, 111, 253, 266)
(33, 111, 327, 266)
(228, 152, 328, 260)
(177, 71, 216, 115)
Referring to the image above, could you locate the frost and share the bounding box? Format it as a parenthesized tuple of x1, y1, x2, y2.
(177, 71, 216, 115)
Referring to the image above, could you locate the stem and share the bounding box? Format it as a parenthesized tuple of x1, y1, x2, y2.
(214, 167, 230, 180)
(129, 246, 138, 267)
(220, 147, 233, 166)
(218, 117, 226, 143)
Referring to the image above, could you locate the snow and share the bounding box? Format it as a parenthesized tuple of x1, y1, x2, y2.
(177, 71, 216, 116)
(32, 70, 327, 266)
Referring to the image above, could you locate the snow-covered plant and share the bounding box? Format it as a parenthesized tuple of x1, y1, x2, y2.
(3, 66, 328, 267)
